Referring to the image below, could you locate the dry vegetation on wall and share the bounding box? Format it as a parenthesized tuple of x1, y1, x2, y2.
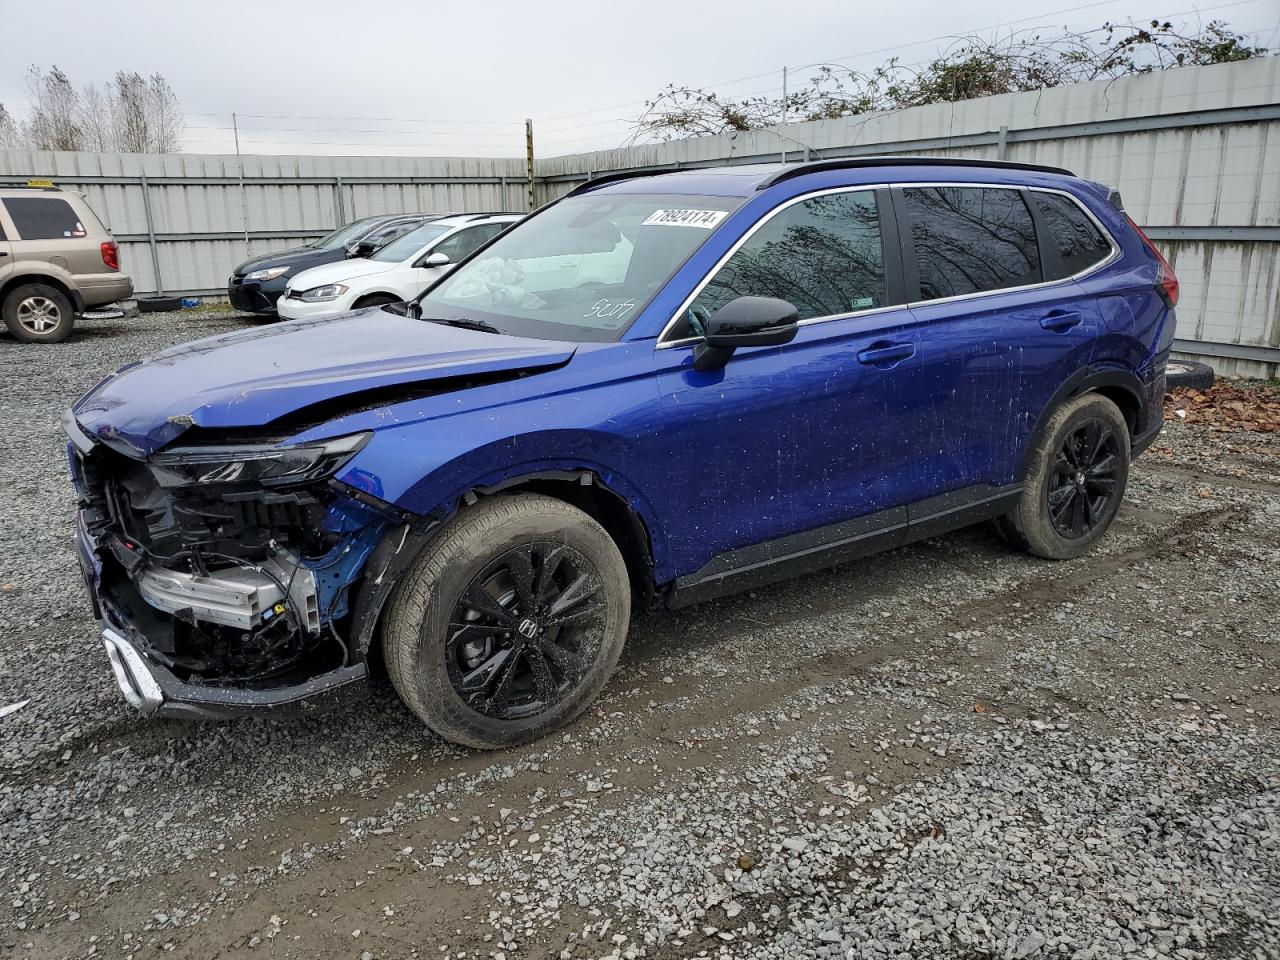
(633, 19, 1271, 140)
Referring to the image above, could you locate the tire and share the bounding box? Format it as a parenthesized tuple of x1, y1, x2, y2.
(382, 494, 630, 749)
(136, 295, 182, 313)
(999, 393, 1130, 560)
(2, 283, 74, 343)
(1165, 359, 1215, 391)
(353, 293, 399, 310)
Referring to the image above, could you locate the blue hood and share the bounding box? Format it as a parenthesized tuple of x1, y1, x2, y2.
(73, 310, 576, 457)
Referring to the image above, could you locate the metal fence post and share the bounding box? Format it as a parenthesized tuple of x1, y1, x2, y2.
(334, 176, 346, 224)
(996, 125, 1009, 160)
(138, 171, 164, 296)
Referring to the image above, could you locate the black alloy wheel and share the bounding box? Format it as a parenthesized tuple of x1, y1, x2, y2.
(445, 541, 605, 720)
(1047, 417, 1121, 540)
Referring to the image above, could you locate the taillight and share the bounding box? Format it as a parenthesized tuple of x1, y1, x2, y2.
(1125, 215, 1178, 308)
(100, 241, 119, 271)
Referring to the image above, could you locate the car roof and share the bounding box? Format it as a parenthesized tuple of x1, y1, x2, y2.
(568, 157, 1079, 199)
(429, 212, 524, 227)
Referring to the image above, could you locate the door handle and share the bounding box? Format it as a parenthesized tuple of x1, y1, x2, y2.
(856, 341, 916, 367)
(1039, 310, 1082, 332)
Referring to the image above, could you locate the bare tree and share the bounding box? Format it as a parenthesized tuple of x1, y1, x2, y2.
(78, 83, 115, 151)
(0, 104, 21, 149)
(633, 19, 1271, 141)
(111, 71, 183, 153)
(23, 65, 84, 150)
(1, 65, 185, 153)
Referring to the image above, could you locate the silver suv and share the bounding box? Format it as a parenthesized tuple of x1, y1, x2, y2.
(0, 183, 133, 343)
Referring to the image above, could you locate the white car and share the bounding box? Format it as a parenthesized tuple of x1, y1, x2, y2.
(277, 213, 521, 319)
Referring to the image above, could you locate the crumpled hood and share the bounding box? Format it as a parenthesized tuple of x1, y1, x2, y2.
(286, 257, 397, 292)
(73, 310, 576, 457)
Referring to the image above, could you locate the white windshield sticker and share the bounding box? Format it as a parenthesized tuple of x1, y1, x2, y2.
(642, 209, 728, 229)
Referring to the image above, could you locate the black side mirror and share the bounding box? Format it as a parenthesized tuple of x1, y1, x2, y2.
(692, 296, 799, 371)
(349, 239, 378, 259)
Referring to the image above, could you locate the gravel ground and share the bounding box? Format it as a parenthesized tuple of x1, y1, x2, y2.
(1, 310, 1278, 959)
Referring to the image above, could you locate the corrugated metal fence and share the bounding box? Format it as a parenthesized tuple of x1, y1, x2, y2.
(0, 153, 528, 296)
(539, 57, 1280, 377)
(0, 57, 1276, 374)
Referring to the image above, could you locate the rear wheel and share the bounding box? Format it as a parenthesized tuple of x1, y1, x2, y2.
(3, 283, 74, 343)
(1000, 393, 1130, 560)
(383, 494, 630, 749)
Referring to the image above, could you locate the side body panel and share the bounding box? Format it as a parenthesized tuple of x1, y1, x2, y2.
(650, 310, 923, 574)
(907, 281, 1101, 491)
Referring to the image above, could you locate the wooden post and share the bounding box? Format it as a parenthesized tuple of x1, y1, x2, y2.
(525, 118, 536, 211)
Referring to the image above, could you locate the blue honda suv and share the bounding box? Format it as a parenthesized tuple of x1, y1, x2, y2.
(65, 157, 1177, 748)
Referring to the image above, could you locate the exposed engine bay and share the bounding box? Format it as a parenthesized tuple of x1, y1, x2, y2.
(71, 438, 388, 688)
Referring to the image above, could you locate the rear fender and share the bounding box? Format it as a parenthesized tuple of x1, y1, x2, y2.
(1018, 364, 1147, 480)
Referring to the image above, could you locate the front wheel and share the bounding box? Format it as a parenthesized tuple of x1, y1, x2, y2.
(999, 392, 1131, 560)
(3, 283, 74, 343)
(382, 494, 630, 749)
(353, 293, 399, 310)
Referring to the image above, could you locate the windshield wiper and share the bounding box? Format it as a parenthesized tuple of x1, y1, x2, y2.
(423, 316, 503, 335)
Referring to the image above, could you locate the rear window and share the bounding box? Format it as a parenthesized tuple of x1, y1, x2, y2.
(3, 196, 88, 240)
(903, 187, 1041, 300)
(1033, 192, 1113, 278)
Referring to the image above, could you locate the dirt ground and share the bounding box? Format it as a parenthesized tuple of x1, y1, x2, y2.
(1, 312, 1277, 959)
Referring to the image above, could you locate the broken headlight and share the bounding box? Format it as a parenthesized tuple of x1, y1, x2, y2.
(148, 432, 370, 489)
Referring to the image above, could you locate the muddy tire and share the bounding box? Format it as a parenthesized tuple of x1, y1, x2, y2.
(1000, 393, 1130, 560)
(3, 283, 74, 343)
(382, 494, 630, 749)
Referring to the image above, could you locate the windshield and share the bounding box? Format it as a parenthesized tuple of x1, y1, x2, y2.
(371, 223, 452, 262)
(310, 218, 380, 250)
(417, 193, 743, 342)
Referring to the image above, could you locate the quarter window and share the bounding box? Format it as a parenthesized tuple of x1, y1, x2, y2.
(673, 191, 884, 339)
(1033, 192, 1112, 277)
(903, 187, 1041, 300)
(2, 196, 87, 240)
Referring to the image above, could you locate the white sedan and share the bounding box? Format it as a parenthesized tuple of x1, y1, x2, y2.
(277, 213, 521, 319)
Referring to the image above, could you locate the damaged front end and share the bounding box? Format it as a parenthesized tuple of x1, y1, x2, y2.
(66, 414, 397, 719)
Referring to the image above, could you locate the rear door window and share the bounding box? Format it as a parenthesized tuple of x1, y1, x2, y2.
(434, 223, 505, 262)
(672, 190, 884, 339)
(3, 196, 87, 240)
(1033, 192, 1113, 278)
(903, 187, 1041, 300)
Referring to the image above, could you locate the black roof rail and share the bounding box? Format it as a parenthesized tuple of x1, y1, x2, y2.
(566, 166, 688, 197)
(755, 156, 1073, 189)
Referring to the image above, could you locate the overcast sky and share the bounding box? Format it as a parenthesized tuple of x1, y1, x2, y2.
(1, 0, 1276, 158)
